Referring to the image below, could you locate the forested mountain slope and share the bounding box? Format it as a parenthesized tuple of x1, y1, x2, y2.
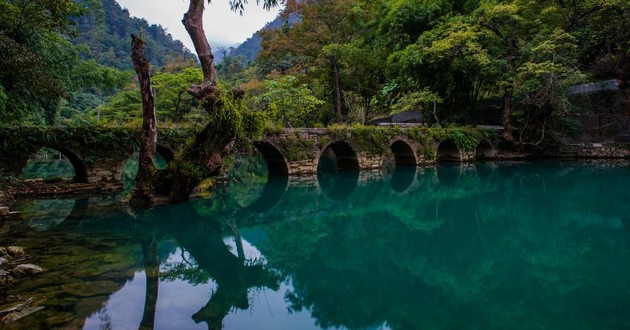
(230, 13, 299, 62)
(71, 0, 196, 69)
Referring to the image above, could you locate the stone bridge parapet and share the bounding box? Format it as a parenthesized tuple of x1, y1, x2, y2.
(1, 125, 498, 197)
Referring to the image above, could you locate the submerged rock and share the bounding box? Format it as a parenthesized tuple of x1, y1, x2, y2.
(7, 246, 25, 258)
(1, 306, 45, 324)
(0, 257, 6, 266)
(12, 264, 43, 278)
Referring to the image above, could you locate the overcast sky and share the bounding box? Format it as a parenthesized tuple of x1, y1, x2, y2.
(116, 0, 283, 51)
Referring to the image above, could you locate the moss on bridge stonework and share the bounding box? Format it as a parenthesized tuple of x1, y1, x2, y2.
(0, 125, 198, 179)
(262, 125, 495, 163)
(1, 124, 495, 190)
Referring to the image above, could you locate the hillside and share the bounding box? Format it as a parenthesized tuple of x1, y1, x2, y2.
(230, 13, 299, 62)
(71, 0, 196, 69)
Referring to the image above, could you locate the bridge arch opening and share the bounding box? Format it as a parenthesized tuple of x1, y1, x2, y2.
(475, 140, 496, 160)
(436, 141, 462, 162)
(317, 141, 359, 200)
(121, 151, 169, 194)
(390, 140, 417, 167)
(318, 141, 360, 171)
(382, 141, 417, 193)
(252, 141, 289, 176)
(156, 144, 175, 163)
(20, 147, 88, 183)
(209, 143, 288, 213)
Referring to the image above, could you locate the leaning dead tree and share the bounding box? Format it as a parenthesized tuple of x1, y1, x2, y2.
(129, 34, 157, 206)
(130, 0, 281, 205)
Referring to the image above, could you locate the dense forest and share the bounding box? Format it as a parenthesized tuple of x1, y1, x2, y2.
(251, 0, 629, 141)
(71, 0, 196, 70)
(1, 0, 629, 141)
(0, 0, 196, 125)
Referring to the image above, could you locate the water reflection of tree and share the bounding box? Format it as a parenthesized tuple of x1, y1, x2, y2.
(140, 234, 159, 330)
(21, 161, 630, 329)
(153, 205, 281, 329)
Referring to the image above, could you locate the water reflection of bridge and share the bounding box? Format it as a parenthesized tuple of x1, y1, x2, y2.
(11, 161, 630, 329)
(9, 162, 497, 328)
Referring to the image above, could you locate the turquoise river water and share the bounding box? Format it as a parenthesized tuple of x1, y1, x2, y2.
(2, 160, 630, 329)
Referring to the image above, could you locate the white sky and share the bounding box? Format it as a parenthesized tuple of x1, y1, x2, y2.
(116, 0, 283, 51)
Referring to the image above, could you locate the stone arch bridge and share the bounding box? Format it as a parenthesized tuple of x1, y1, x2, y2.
(0, 126, 498, 194)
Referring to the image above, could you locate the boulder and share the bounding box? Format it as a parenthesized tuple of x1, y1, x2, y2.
(12, 264, 43, 277)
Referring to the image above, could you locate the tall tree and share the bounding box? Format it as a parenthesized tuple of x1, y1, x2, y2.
(183, 0, 280, 102)
(0, 0, 85, 123)
(259, 0, 374, 123)
(137, 0, 281, 204)
(475, 0, 584, 142)
(130, 34, 157, 205)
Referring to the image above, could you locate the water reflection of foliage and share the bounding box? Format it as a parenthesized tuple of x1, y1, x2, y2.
(0, 230, 141, 329)
(19, 199, 76, 231)
(161, 258, 211, 286)
(250, 162, 630, 329)
(227, 153, 269, 208)
(7, 162, 630, 329)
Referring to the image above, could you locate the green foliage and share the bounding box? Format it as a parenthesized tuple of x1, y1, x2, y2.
(95, 66, 205, 126)
(244, 0, 629, 143)
(560, 118, 584, 138)
(0, 0, 139, 125)
(273, 132, 316, 162)
(252, 75, 325, 128)
(0, 0, 197, 126)
(0, 125, 128, 177)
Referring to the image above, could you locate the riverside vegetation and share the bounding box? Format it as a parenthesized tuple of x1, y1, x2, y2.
(0, 0, 628, 198)
(1, 0, 628, 189)
(0, 0, 630, 327)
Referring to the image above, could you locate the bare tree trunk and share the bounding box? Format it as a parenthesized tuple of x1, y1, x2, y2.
(131, 34, 157, 204)
(331, 58, 343, 122)
(502, 88, 514, 142)
(432, 101, 440, 125)
(182, 0, 220, 101)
